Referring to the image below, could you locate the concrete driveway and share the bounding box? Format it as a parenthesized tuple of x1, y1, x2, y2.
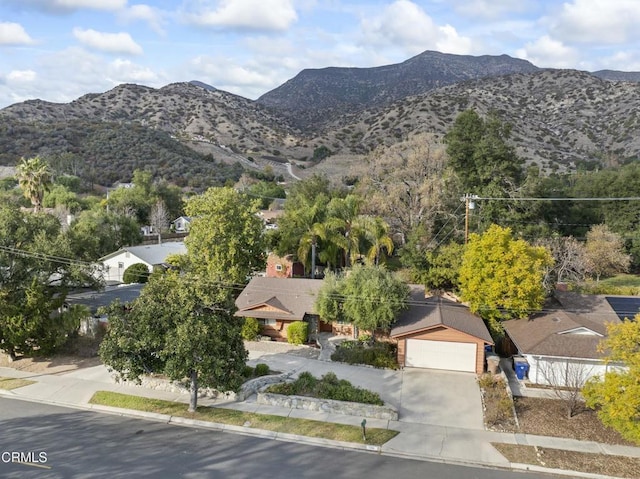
(398, 368, 484, 429)
(247, 342, 485, 430)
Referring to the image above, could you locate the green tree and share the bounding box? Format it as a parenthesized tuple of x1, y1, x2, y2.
(584, 224, 631, 283)
(43, 184, 83, 213)
(459, 224, 553, 336)
(316, 265, 409, 342)
(583, 318, 640, 444)
(0, 205, 98, 359)
(184, 187, 265, 286)
(424, 242, 465, 291)
(16, 156, 52, 213)
(99, 271, 247, 412)
(246, 180, 286, 209)
(122, 263, 150, 284)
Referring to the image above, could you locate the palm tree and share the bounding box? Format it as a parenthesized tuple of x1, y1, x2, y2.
(16, 156, 52, 213)
(361, 216, 395, 265)
(295, 196, 329, 278)
(326, 194, 363, 267)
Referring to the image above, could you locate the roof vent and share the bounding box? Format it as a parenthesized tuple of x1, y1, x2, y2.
(552, 317, 561, 322)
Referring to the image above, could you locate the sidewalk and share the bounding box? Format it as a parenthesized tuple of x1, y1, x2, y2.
(1, 351, 639, 479)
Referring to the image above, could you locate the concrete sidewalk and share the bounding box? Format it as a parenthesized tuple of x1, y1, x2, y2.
(1, 353, 639, 479)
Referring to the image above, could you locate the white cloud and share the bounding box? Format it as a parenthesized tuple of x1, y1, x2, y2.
(119, 4, 166, 34)
(73, 28, 143, 55)
(6, 70, 37, 83)
(452, 0, 528, 19)
(10, 0, 127, 13)
(0, 22, 35, 45)
(182, 0, 298, 31)
(360, 0, 473, 56)
(550, 0, 640, 44)
(109, 58, 159, 82)
(516, 35, 579, 69)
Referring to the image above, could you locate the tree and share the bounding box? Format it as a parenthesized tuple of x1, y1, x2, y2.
(99, 271, 247, 412)
(122, 263, 150, 284)
(316, 265, 409, 341)
(538, 360, 592, 418)
(149, 200, 169, 244)
(536, 236, 587, 287)
(246, 180, 286, 209)
(424, 242, 465, 291)
(16, 156, 52, 213)
(184, 187, 265, 286)
(459, 224, 553, 336)
(357, 134, 451, 240)
(360, 216, 394, 266)
(0, 205, 98, 359)
(584, 224, 631, 283)
(583, 318, 640, 444)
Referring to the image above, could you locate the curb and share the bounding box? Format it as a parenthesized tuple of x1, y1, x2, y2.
(0, 389, 631, 479)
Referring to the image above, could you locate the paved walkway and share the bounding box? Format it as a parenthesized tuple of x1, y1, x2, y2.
(1, 345, 639, 479)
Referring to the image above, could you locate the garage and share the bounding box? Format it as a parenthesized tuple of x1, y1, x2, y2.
(405, 339, 477, 372)
(390, 288, 494, 375)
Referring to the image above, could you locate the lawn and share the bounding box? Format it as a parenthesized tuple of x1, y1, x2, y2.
(0, 377, 35, 390)
(90, 391, 398, 446)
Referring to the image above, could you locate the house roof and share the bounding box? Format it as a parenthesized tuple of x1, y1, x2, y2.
(390, 285, 493, 343)
(66, 284, 143, 314)
(235, 277, 323, 321)
(503, 292, 623, 360)
(99, 242, 186, 265)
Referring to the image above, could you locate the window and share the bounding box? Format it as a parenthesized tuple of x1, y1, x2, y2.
(258, 319, 276, 326)
(118, 262, 124, 269)
(275, 264, 283, 272)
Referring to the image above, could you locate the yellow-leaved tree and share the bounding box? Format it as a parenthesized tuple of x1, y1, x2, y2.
(583, 318, 640, 444)
(459, 224, 553, 337)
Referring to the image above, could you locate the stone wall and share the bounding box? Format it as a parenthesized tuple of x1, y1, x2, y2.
(257, 392, 398, 420)
(120, 374, 236, 401)
(237, 373, 292, 401)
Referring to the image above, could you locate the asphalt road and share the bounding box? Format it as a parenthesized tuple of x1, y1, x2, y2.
(0, 398, 566, 479)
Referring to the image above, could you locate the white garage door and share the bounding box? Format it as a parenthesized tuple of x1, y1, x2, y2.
(405, 339, 477, 372)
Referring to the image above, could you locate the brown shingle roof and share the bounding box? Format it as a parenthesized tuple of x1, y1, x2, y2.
(235, 277, 323, 321)
(503, 293, 622, 360)
(390, 285, 493, 343)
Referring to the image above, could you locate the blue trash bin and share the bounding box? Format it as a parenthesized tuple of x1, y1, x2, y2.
(514, 360, 529, 380)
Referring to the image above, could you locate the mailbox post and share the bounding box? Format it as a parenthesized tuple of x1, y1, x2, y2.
(361, 418, 367, 441)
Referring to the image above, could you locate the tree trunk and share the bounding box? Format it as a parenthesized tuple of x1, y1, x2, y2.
(188, 369, 198, 413)
(311, 241, 317, 279)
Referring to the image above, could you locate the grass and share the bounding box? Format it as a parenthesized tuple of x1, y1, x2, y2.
(0, 377, 36, 390)
(493, 443, 640, 479)
(90, 391, 398, 446)
(570, 274, 640, 295)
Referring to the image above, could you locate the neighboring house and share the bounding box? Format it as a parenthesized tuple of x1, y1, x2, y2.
(171, 216, 192, 233)
(390, 286, 494, 375)
(258, 209, 284, 230)
(265, 253, 305, 278)
(65, 283, 143, 337)
(235, 277, 328, 340)
(502, 291, 631, 386)
(98, 241, 186, 284)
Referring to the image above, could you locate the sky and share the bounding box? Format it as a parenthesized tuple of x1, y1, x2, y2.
(1, 0, 640, 109)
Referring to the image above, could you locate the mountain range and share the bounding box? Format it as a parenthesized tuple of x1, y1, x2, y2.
(1, 50, 639, 187)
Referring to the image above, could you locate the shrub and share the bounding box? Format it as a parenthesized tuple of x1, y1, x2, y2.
(242, 365, 254, 378)
(241, 317, 260, 341)
(254, 363, 270, 377)
(331, 340, 398, 369)
(287, 321, 308, 345)
(122, 263, 150, 284)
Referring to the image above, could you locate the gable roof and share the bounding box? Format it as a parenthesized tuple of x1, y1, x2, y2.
(503, 292, 623, 360)
(99, 242, 186, 265)
(235, 277, 323, 321)
(390, 285, 493, 343)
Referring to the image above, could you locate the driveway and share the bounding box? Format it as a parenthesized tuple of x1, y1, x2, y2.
(247, 342, 485, 430)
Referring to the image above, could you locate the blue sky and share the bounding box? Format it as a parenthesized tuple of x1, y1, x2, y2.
(1, 0, 639, 108)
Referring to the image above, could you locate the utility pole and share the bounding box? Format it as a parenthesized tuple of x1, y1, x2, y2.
(463, 194, 477, 244)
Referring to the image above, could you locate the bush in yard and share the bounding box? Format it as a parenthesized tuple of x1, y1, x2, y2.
(122, 263, 150, 284)
(287, 321, 308, 345)
(254, 363, 270, 377)
(331, 341, 398, 369)
(241, 317, 260, 341)
(266, 371, 382, 405)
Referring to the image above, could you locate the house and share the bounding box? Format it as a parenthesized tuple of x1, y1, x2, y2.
(171, 216, 192, 233)
(98, 241, 186, 284)
(265, 253, 305, 278)
(235, 277, 328, 340)
(65, 283, 143, 336)
(502, 291, 630, 386)
(390, 287, 494, 375)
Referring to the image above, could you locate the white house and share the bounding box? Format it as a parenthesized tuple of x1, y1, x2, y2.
(503, 291, 631, 387)
(171, 216, 192, 233)
(98, 242, 186, 284)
